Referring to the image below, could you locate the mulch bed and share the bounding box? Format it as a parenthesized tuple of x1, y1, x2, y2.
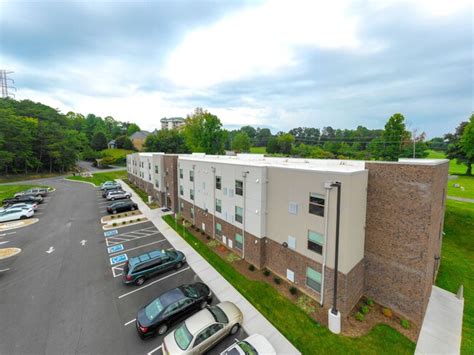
(183, 219, 419, 342)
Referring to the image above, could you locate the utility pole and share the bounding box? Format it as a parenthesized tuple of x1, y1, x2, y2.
(412, 129, 418, 158)
(0, 70, 16, 98)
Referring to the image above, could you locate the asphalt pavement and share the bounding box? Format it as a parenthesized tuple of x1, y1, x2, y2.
(0, 178, 245, 355)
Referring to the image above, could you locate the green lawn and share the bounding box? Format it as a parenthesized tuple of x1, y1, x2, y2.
(0, 184, 49, 203)
(66, 170, 127, 187)
(162, 215, 415, 355)
(427, 150, 469, 176)
(436, 200, 474, 354)
(448, 176, 474, 200)
(249, 146, 267, 154)
(101, 148, 134, 166)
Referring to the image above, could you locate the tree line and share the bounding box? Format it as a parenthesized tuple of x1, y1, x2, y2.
(0, 98, 140, 174)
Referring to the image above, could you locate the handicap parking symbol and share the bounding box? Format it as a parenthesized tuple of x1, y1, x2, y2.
(110, 253, 128, 265)
(104, 229, 118, 237)
(108, 244, 124, 254)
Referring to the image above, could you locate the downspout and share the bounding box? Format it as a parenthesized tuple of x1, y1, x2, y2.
(331, 181, 342, 315)
(211, 167, 216, 239)
(192, 164, 196, 226)
(177, 162, 181, 216)
(242, 171, 249, 259)
(320, 183, 333, 306)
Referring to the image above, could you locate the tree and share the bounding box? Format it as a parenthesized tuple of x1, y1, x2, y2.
(255, 128, 272, 146)
(277, 133, 295, 155)
(377, 113, 411, 161)
(445, 118, 472, 175)
(144, 129, 189, 153)
(461, 115, 474, 175)
(91, 131, 108, 151)
(232, 132, 251, 152)
(266, 136, 279, 154)
(183, 108, 225, 154)
(115, 135, 134, 150)
(126, 123, 141, 136)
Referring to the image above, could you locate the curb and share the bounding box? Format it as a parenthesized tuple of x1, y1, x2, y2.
(102, 218, 149, 230)
(64, 178, 98, 187)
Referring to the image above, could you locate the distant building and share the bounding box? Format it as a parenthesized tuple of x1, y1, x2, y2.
(160, 117, 185, 130)
(130, 130, 151, 151)
(108, 140, 116, 149)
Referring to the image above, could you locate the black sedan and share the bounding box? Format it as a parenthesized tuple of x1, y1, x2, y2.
(136, 282, 212, 339)
(3, 195, 42, 206)
(107, 200, 138, 214)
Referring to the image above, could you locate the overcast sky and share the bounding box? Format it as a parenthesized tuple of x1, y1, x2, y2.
(1, 0, 472, 137)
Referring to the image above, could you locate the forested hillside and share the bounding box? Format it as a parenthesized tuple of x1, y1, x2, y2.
(0, 98, 138, 174)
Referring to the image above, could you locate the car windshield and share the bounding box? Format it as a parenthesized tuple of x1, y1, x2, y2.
(181, 285, 199, 298)
(144, 298, 164, 320)
(174, 323, 193, 350)
(208, 305, 229, 324)
(237, 341, 258, 355)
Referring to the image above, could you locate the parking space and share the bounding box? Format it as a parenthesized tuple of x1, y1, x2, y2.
(94, 189, 247, 355)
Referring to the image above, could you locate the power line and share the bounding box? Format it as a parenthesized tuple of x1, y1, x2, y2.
(0, 70, 16, 98)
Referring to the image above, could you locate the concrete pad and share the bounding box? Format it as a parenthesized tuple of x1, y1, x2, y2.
(415, 286, 463, 355)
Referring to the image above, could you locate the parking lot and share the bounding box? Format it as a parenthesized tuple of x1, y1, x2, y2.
(0, 178, 245, 355)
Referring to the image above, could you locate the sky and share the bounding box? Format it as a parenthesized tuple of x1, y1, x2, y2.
(0, 0, 472, 138)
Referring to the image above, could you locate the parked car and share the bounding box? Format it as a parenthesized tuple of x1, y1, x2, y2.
(14, 187, 48, 198)
(107, 200, 138, 214)
(123, 249, 186, 285)
(0, 202, 38, 212)
(220, 334, 276, 355)
(100, 181, 121, 190)
(163, 302, 243, 355)
(3, 195, 42, 206)
(106, 190, 131, 201)
(0, 207, 34, 223)
(101, 186, 123, 197)
(136, 282, 213, 339)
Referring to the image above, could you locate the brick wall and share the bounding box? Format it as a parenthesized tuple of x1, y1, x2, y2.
(164, 155, 179, 212)
(364, 162, 448, 324)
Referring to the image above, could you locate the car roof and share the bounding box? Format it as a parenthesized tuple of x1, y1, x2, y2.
(157, 288, 185, 308)
(184, 308, 215, 335)
(130, 249, 165, 266)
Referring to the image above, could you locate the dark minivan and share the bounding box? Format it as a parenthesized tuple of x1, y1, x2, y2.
(123, 249, 186, 286)
(107, 200, 138, 214)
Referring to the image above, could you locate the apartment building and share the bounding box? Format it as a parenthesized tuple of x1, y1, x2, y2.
(160, 117, 185, 130)
(127, 152, 448, 326)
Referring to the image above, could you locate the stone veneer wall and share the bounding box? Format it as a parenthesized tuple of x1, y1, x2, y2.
(364, 162, 448, 324)
(164, 155, 179, 212)
(127, 173, 162, 206)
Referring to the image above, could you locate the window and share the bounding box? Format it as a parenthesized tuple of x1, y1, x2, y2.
(309, 193, 325, 217)
(190, 189, 194, 200)
(155, 165, 159, 174)
(235, 206, 243, 223)
(288, 202, 298, 215)
(287, 269, 295, 282)
(189, 170, 194, 182)
(215, 176, 221, 190)
(180, 185, 183, 196)
(180, 201, 184, 211)
(235, 233, 243, 250)
(190, 206, 194, 219)
(215, 199, 222, 213)
(148, 174, 151, 181)
(148, 162, 151, 169)
(235, 180, 243, 196)
(306, 267, 322, 293)
(179, 168, 183, 179)
(215, 223, 222, 236)
(288, 235, 296, 250)
(155, 179, 159, 188)
(308, 230, 324, 254)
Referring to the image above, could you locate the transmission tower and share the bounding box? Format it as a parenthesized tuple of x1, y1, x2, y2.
(0, 70, 16, 98)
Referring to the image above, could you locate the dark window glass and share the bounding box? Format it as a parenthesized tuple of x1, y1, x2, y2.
(235, 180, 243, 196)
(215, 176, 221, 190)
(309, 193, 325, 217)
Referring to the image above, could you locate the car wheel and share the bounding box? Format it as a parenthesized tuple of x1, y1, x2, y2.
(200, 301, 207, 309)
(135, 277, 145, 286)
(113, 210, 117, 214)
(19, 215, 27, 220)
(131, 206, 136, 211)
(175, 262, 182, 269)
(230, 324, 240, 335)
(111, 198, 115, 201)
(157, 324, 168, 335)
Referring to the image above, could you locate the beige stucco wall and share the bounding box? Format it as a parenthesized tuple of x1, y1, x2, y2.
(266, 167, 368, 275)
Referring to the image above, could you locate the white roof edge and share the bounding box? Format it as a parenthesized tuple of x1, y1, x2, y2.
(398, 158, 450, 165)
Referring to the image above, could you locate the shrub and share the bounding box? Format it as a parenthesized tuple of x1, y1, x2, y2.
(400, 319, 410, 329)
(206, 240, 218, 248)
(111, 215, 115, 219)
(112, 223, 117, 226)
(366, 297, 374, 307)
(248, 264, 255, 271)
(360, 305, 369, 315)
(355, 312, 365, 321)
(382, 308, 393, 318)
(196, 228, 201, 233)
(263, 269, 271, 277)
(274, 277, 281, 285)
(289, 286, 297, 295)
(136, 218, 141, 222)
(122, 221, 126, 225)
(206, 235, 211, 240)
(124, 213, 128, 217)
(296, 295, 316, 314)
(226, 253, 240, 263)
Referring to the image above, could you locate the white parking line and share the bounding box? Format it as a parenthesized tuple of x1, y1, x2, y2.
(118, 267, 190, 299)
(106, 232, 160, 247)
(0, 232, 16, 237)
(100, 209, 107, 213)
(124, 318, 136, 326)
(147, 345, 163, 355)
(109, 239, 167, 256)
(0, 268, 10, 272)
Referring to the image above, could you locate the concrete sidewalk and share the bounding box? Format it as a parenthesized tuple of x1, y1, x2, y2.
(415, 286, 464, 355)
(118, 179, 301, 355)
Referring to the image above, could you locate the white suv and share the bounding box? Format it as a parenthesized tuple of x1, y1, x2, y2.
(106, 190, 131, 201)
